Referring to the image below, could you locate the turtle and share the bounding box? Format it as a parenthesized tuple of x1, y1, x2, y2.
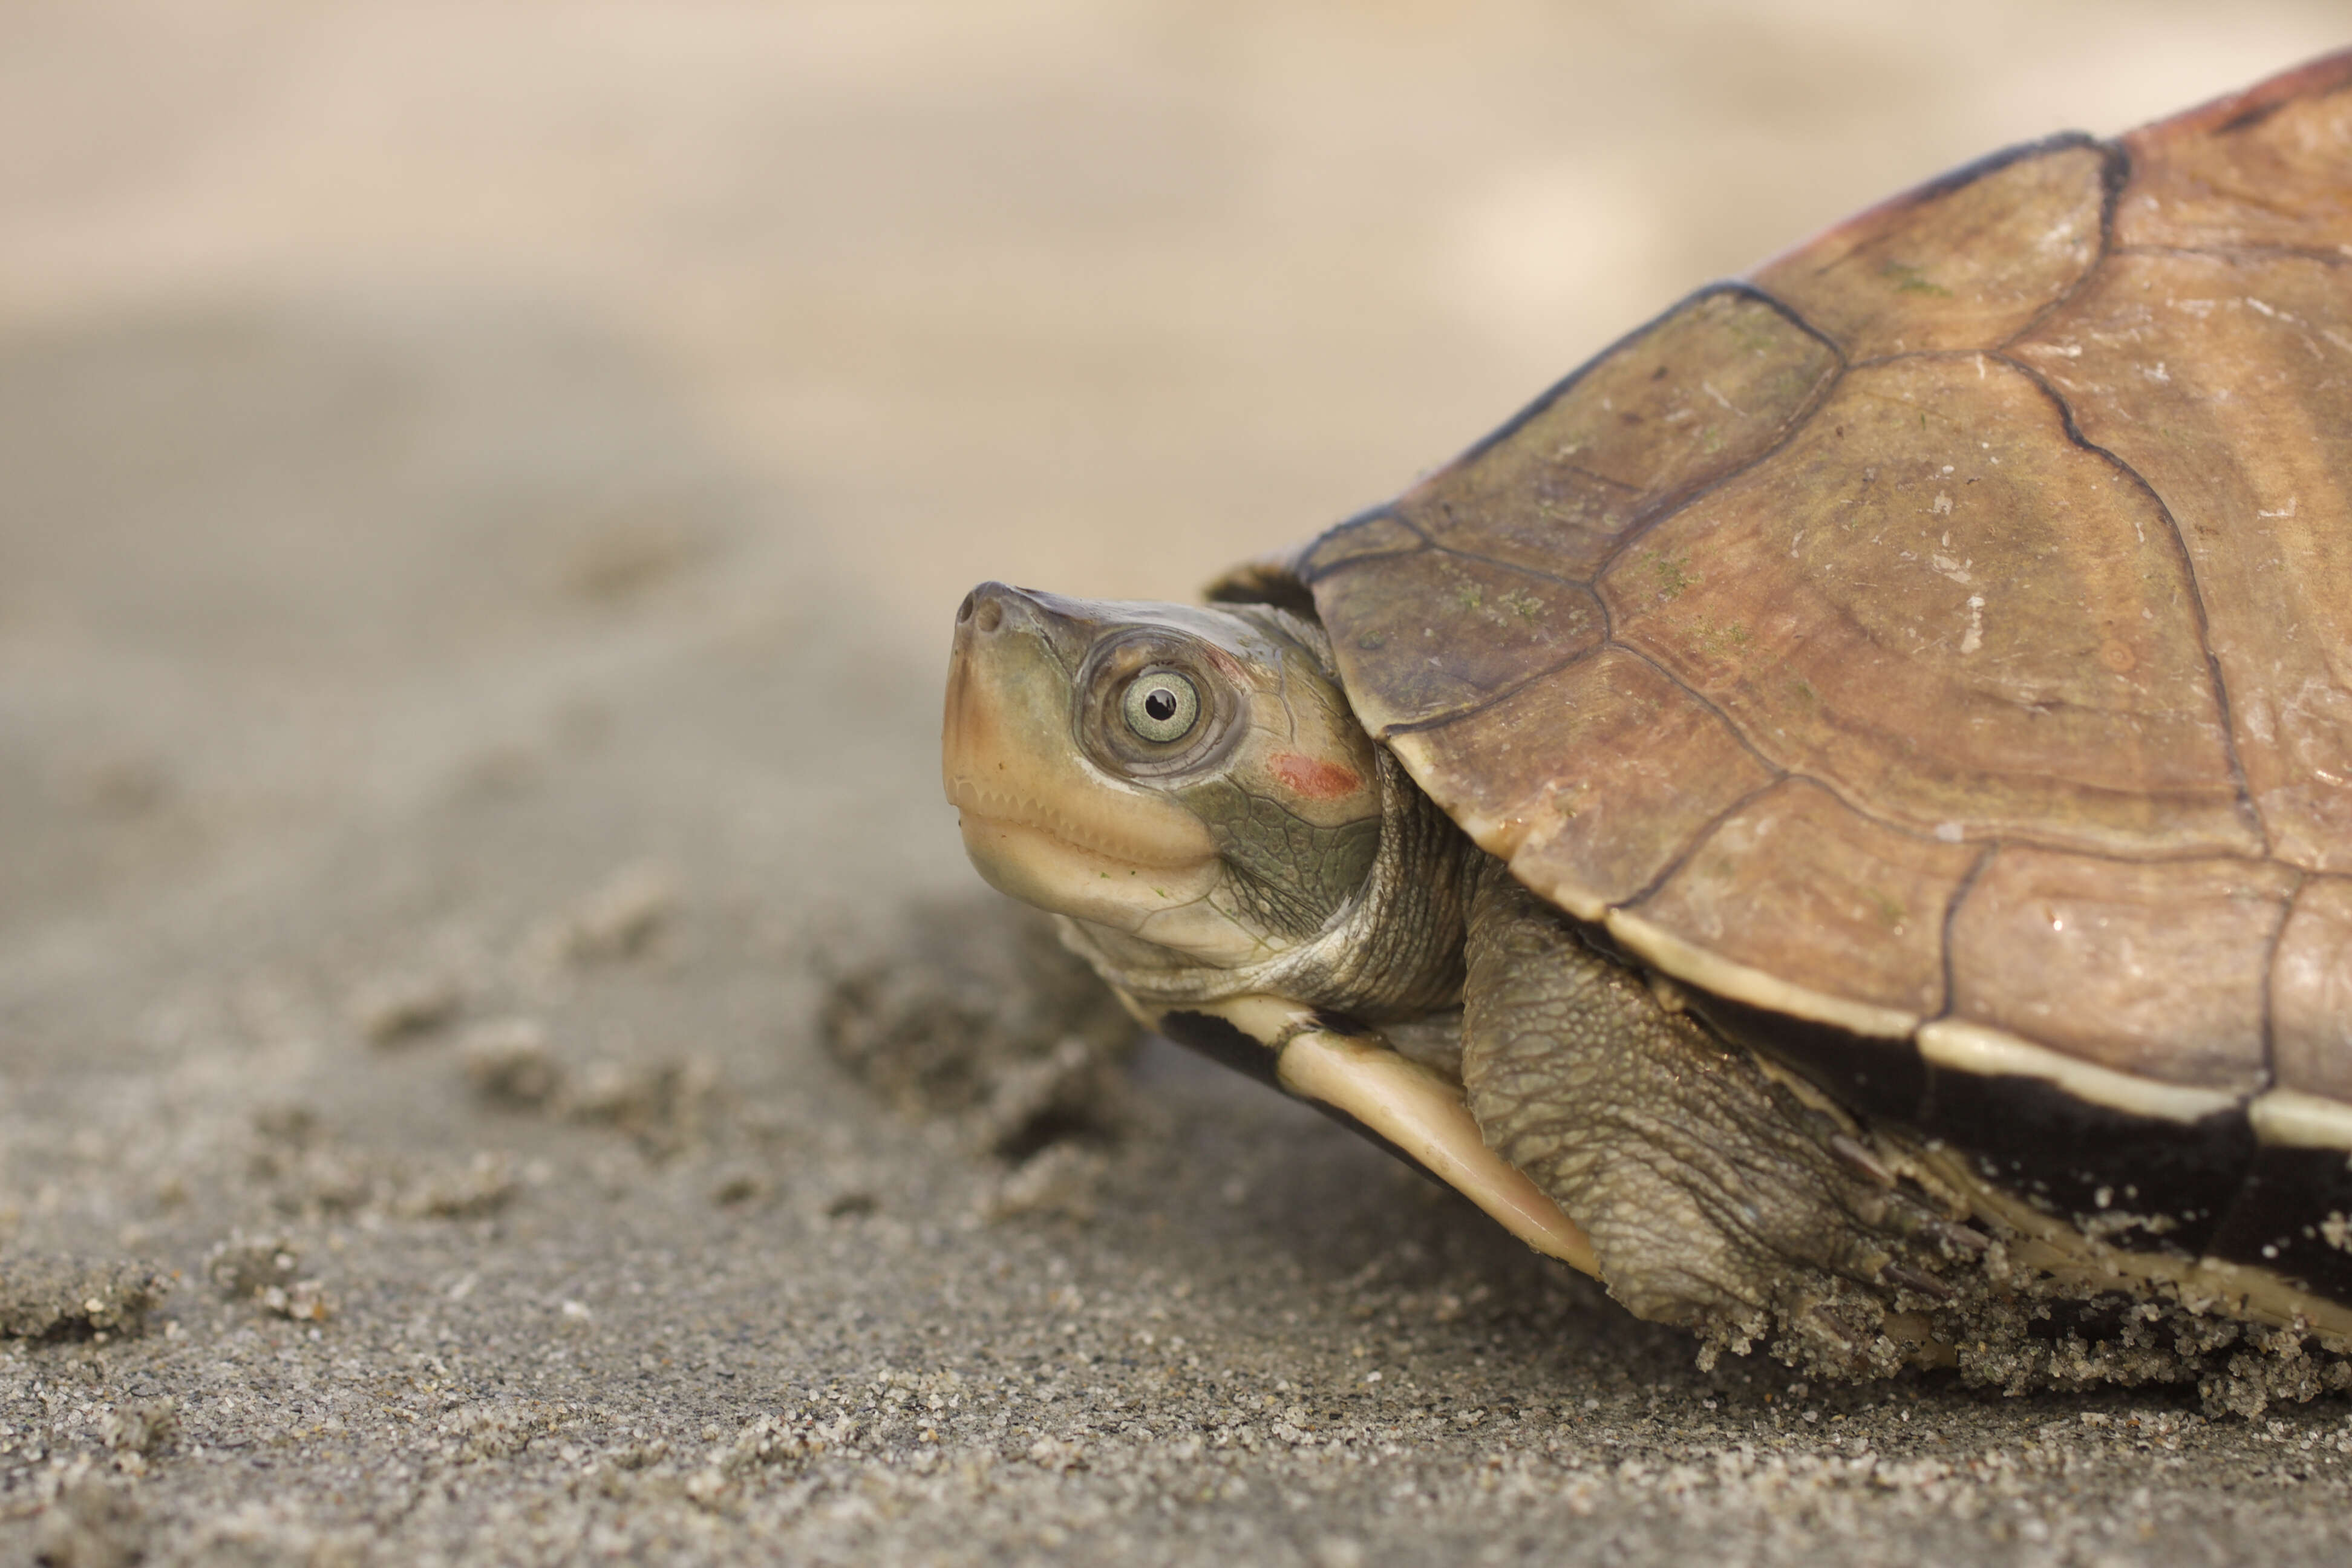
(941, 53, 2352, 1393)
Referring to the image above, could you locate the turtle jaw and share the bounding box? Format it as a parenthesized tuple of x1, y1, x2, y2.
(944, 583, 1226, 939)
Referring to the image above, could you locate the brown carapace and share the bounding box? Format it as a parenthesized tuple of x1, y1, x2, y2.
(1226, 53, 2352, 1313)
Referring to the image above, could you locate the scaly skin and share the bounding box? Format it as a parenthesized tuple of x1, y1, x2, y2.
(943, 579, 1964, 1373)
(1460, 866, 1965, 1373)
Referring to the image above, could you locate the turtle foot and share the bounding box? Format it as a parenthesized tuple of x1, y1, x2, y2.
(1459, 864, 1962, 1378)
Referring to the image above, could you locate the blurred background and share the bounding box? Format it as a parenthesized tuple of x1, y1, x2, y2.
(6, 0, 2349, 944)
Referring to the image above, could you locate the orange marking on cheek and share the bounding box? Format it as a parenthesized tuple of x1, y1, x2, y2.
(1270, 752, 1362, 800)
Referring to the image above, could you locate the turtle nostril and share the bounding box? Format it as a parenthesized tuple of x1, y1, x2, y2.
(959, 583, 1014, 633)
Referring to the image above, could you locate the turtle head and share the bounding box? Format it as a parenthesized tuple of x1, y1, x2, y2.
(944, 581, 1380, 969)
(943, 582, 1592, 1277)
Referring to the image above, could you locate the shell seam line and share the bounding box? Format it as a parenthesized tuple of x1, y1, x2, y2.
(1296, 507, 1431, 586)
(1751, 131, 2106, 288)
(1583, 335, 1847, 586)
(1596, 641, 1786, 785)
(1931, 843, 1999, 1032)
(1996, 139, 2129, 353)
(1359, 284, 1849, 611)
(1375, 645, 1605, 740)
(1612, 776, 1788, 913)
(2112, 243, 2352, 268)
(1561, 759, 2278, 1062)
(1607, 583, 2266, 866)
(1302, 523, 1607, 604)
(1902, 837, 2276, 872)
(1988, 350, 2273, 860)
(1439, 281, 1828, 477)
(1420, 533, 1610, 594)
(1878, 129, 2105, 217)
(2258, 870, 2308, 1099)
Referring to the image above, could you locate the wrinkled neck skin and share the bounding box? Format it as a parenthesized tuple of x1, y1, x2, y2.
(1059, 740, 1475, 1025)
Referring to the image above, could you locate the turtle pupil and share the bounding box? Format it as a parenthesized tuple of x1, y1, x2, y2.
(1120, 668, 1201, 747)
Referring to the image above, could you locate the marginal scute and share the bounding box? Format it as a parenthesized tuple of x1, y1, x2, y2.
(1388, 647, 1772, 921)
(1751, 139, 2109, 359)
(2013, 250, 2352, 871)
(2115, 50, 2352, 251)
(1601, 355, 2253, 858)
(1383, 287, 1837, 580)
(1312, 550, 1604, 735)
(1625, 777, 1977, 1021)
(1949, 848, 2294, 1091)
(1604, 909, 1917, 1039)
(1915, 1019, 2243, 1124)
(2273, 877, 2352, 1102)
(1295, 511, 1423, 579)
(2247, 1088, 2352, 1151)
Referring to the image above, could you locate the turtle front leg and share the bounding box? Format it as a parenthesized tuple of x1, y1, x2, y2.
(1460, 865, 1950, 1375)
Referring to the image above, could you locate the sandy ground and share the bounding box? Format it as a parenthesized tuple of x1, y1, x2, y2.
(8, 4, 2352, 1563)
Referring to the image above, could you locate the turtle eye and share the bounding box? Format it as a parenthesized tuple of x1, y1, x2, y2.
(1121, 669, 1200, 744)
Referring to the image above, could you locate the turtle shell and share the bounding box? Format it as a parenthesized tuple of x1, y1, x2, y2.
(1270, 55, 2352, 1304)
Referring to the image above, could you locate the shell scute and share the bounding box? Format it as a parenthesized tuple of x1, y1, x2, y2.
(1949, 848, 2296, 1092)
(1598, 354, 2250, 858)
(2273, 875, 2352, 1102)
(1753, 138, 2111, 359)
(1623, 777, 1979, 1024)
(1295, 509, 1422, 577)
(2013, 250, 2352, 871)
(1311, 549, 1604, 735)
(2116, 51, 2352, 252)
(1385, 287, 1836, 581)
(1390, 647, 1772, 921)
